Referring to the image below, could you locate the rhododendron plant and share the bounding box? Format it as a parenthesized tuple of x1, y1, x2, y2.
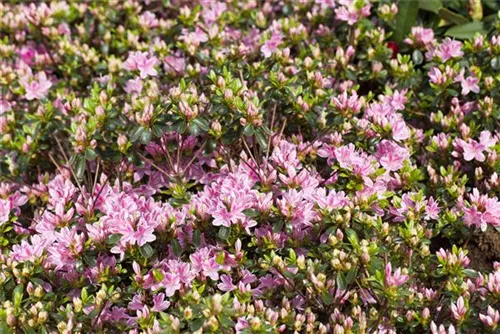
(0, 0, 499, 333)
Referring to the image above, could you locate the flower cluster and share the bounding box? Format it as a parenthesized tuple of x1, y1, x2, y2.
(0, 0, 499, 333)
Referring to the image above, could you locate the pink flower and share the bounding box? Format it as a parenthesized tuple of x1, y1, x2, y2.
(124, 78, 143, 94)
(375, 140, 410, 171)
(133, 224, 156, 247)
(261, 32, 283, 58)
(11, 234, 52, 262)
(479, 306, 500, 329)
(460, 132, 495, 162)
(123, 51, 159, 78)
(0, 199, 11, 225)
(425, 197, 440, 220)
(384, 262, 409, 287)
(404, 26, 435, 48)
(460, 75, 480, 95)
(0, 100, 11, 114)
(218, 274, 236, 292)
(18, 46, 37, 65)
(161, 273, 181, 297)
(20, 72, 52, 100)
(202, 1, 227, 25)
(429, 67, 445, 85)
(164, 55, 185, 75)
(435, 38, 463, 62)
(391, 117, 411, 141)
(210, 200, 248, 228)
(450, 296, 467, 321)
(462, 188, 500, 231)
(331, 91, 363, 115)
(335, 1, 371, 25)
(190, 247, 221, 280)
(151, 293, 170, 312)
(462, 140, 486, 162)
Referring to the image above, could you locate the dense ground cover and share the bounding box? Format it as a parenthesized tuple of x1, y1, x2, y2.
(0, 0, 500, 333)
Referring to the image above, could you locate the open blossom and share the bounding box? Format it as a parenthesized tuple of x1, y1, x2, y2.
(123, 51, 159, 78)
(462, 188, 500, 231)
(0, 199, 10, 225)
(20, 72, 52, 100)
(218, 274, 236, 292)
(164, 55, 185, 75)
(404, 26, 435, 48)
(335, 0, 371, 25)
(460, 130, 496, 162)
(385, 262, 409, 287)
(434, 38, 463, 62)
(124, 78, 143, 94)
(261, 32, 283, 58)
(460, 75, 480, 95)
(375, 140, 410, 171)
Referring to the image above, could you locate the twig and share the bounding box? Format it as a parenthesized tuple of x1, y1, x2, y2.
(137, 152, 172, 179)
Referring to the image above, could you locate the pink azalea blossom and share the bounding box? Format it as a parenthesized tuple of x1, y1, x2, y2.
(261, 32, 283, 58)
(151, 293, 170, 312)
(20, 72, 52, 100)
(375, 140, 410, 171)
(124, 78, 143, 94)
(0, 199, 11, 225)
(218, 274, 236, 292)
(435, 38, 463, 62)
(123, 51, 159, 79)
(460, 131, 496, 162)
(385, 262, 409, 287)
(460, 75, 480, 95)
(164, 55, 185, 75)
(404, 26, 435, 48)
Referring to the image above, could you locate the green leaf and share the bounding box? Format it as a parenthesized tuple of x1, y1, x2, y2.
(190, 318, 205, 332)
(445, 21, 485, 39)
(139, 243, 154, 259)
(188, 123, 201, 136)
(106, 234, 122, 245)
(153, 269, 164, 282)
(243, 124, 254, 136)
(216, 251, 225, 265)
(218, 226, 230, 240)
(130, 126, 145, 143)
(171, 239, 182, 256)
(345, 228, 359, 248)
(84, 148, 97, 161)
(419, 0, 442, 13)
(219, 314, 235, 327)
(255, 128, 268, 150)
(346, 267, 359, 285)
(288, 249, 297, 263)
(193, 229, 201, 247)
(13, 284, 24, 307)
(464, 269, 479, 278)
(412, 49, 424, 65)
(394, 0, 419, 42)
(321, 291, 334, 305)
(139, 129, 151, 145)
(439, 8, 469, 25)
(81, 287, 89, 301)
(192, 118, 209, 132)
(74, 155, 86, 180)
(336, 272, 347, 290)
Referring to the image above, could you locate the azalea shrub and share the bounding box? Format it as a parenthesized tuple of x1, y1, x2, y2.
(1, 0, 500, 333)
